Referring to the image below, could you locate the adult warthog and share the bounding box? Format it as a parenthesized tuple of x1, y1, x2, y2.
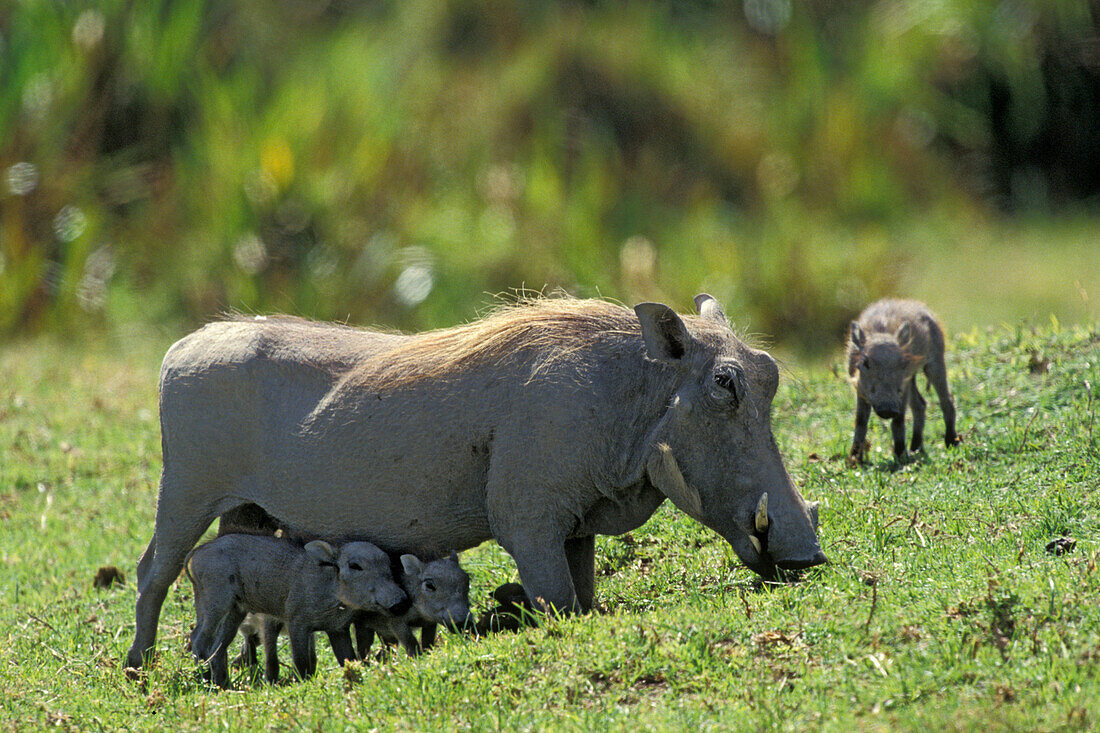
(125, 295, 826, 670)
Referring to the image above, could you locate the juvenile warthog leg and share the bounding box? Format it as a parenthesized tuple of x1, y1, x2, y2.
(891, 382, 908, 458)
(287, 626, 317, 681)
(849, 396, 872, 464)
(908, 377, 927, 452)
(353, 620, 375, 661)
(206, 606, 247, 688)
(326, 629, 356, 666)
(926, 330, 960, 447)
(419, 623, 438, 651)
(263, 617, 283, 683)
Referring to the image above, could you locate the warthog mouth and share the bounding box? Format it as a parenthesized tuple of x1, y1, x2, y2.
(649, 444, 827, 582)
(747, 540, 828, 582)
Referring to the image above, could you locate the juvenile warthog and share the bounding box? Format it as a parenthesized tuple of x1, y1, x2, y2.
(847, 299, 960, 463)
(185, 535, 406, 687)
(127, 295, 826, 671)
(354, 551, 473, 658)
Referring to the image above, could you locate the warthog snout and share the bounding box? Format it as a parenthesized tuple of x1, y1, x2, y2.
(874, 406, 902, 420)
(775, 551, 828, 571)
(746, 492, 828, 580)
(388, 597, 412, 616)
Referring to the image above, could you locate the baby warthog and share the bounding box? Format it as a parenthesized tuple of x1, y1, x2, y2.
(847, 299, 960, 463)
(354, 551, 473, 659)
(185, 535, 406, 687)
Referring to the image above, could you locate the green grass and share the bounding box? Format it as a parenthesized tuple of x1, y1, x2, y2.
(1, 321, 1098, 731)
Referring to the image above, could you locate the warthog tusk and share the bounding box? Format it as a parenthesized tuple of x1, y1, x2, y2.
(647, 443, 704, 520)
(749, 535, 762, 554)
(755, 492, 769, 533)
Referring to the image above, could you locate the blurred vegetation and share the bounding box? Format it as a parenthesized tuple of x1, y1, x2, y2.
(1, 0, 1097, 353)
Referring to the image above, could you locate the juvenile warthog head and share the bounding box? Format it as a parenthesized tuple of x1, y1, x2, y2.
(848, 321, 921, 419)
(307, 540, 408, 614)
(636, 294, 826, 581)
(400, 551, 474, 631)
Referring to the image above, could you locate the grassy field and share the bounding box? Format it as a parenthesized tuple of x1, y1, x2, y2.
(0, 318, 1098, 731)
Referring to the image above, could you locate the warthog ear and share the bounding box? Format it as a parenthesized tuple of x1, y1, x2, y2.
(646, 443, 704, 521)
(304, 540, 337, 566)
(693, 293, 728, 325)
(400, 554, 424, 578)
(449, 550, 460, 564)
(635, 303, 692, 363)
(850, 321, 865, 349)
(895, 322, 912, 349)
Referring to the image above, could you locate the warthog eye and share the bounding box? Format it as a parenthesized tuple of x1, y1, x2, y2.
(712, 364, 743, 406)
(860, 356, 871, 370)
(423, 579, 437, 593)
(348, 562, 363, 571)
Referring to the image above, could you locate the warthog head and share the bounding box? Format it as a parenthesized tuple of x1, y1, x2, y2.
(311, 540, 408, 615)
(848, 320, 921, 419)
(636, 294, 826, 581)
(400, 551, 474, 632)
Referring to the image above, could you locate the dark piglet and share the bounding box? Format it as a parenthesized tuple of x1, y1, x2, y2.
(847, 299, 960, 463)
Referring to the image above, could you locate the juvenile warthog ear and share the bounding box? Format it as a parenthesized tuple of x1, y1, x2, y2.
(304, 540, 337, 565)
(693, 293, 727, 325)
(896, 322, 912, 349)
(635, 303, 692, 363)
(850, 321, 865, 349)
(400, 554, 424, 578)
(646, 443, 704, 521)
(449, 550, 460, 564)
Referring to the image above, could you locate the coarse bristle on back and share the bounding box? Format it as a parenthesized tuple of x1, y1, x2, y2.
(342, 297, 643, 389)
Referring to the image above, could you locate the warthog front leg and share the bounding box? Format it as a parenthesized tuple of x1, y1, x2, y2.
(500, 532, 581, 616)
(394, 622, 422, 657)
(849, 396, 872, 465)
(891, 382, 908, 459)
(564, 535, 595, 612)
(419, 623, 438, 651)
(261, 616, 283, 682)
(205, 607, 247, 688)
(326, 628, 357, 666)
(908, 377, 927, 453)
(353, 619, 375, 661)
(890, 413, 907, 459)
(287, 626, 317, 681)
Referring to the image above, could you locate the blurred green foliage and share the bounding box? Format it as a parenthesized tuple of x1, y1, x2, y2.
(0, 0, 1097, 352)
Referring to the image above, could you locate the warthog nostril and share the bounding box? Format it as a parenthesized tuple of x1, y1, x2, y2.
(388, 598, 411, 616)
(775, 551, 828, 571)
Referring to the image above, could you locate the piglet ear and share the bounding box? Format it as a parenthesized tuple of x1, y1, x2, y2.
(850, 321, 865, 349)
(449, 550, 460, 564)
(304, 540, 337, 565)
(896, 322, 912, 349)
(400, 554, 424, 577)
